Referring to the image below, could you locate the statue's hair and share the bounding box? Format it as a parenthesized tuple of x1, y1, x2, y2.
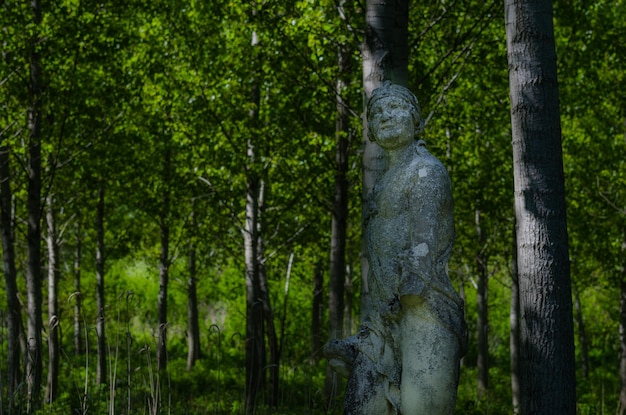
(367, 81, 425, 138)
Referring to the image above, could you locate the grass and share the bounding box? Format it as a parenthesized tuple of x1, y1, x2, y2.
(0, 310, 333, 414)
(1, 292, 621, 414)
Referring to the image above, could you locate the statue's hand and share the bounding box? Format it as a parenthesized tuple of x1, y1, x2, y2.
(323, 335, 359, 378)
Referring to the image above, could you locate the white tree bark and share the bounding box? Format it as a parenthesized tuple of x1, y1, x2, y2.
(26, 0, 44, 408)
(45, 195, 60, 403)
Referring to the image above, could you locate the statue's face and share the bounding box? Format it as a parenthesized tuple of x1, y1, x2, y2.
(368, 96, 415, 150)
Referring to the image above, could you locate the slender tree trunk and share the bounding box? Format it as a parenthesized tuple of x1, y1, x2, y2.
(243, 12, 268, 410)
(510, 225, 521, 414)
(0, 142, 24, 409)
(243, 25, 266, 410)
(458, 277, 466, 368)
(95, 187, 107, 385)
(186, 206, 201, 371)
(325, 36, 352, 402)
(329, 42, 350, 342)
(573, 283, 589, 378)
(311, 262, 324, 364)
(45, 195, 60, 403)
(74, 224, 83, 354)
(157, 143, 171, 373)
(362, 0, 409, 195)
(185, 238, 200, 370)
(157, 219, 169, 372)
(278, 252, 294, 360)
(475, 209, 489, 399)
(620, 120, 626, 415)
(343, 265, 353, 337)
(243, 170, 265, 413)
(505, 1, 576, 412)
(259, 249, 279, 409)
(621, 294, 626, 415)
(619, 231, 626, 415)
(255, 182, 280, 408)
(26, 0, 44, 408)
(361, 0, 409, 318)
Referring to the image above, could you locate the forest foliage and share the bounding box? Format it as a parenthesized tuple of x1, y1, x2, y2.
(0, 0, 625, 413)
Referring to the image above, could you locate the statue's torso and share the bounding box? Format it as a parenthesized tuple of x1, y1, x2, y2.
(367, 144, 453, 297)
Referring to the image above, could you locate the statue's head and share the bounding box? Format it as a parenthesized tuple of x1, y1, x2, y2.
(367, 82, 425, 147)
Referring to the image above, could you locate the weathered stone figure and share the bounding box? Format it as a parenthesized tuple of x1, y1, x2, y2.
(325, 82, 467, 414)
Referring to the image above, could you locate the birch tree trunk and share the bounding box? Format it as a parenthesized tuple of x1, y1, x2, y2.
(157, 142, 171, 373)
(259, 258, 279, 409)
(186, 206, 201, 371)
(256, 181, 280, 408)
(362, 0, 409, 194)
(45, 195, 60, 403)
(157, 213, 170, 372)
(243, 169, 265, 412)
(95, 187, 107, 385)
(475, 209, 489, 399)
(619, 231, 626, 415)
(619, 127, 626, 415)
(0, 142, 24, 409)
(505, 0, 576, 412)
(573, 283, 589, 378)
(343, 266, 353, 338)
(311, 262, 324, 364)
(458, 278, 466, 368)
(74, 225, 83, 354)
(243, 22, 266, 412)
(26, 0, 44, 408)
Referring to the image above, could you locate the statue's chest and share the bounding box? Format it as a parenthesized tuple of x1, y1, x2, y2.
(373, 173, 413, 218)
(367, 175, 414, 255)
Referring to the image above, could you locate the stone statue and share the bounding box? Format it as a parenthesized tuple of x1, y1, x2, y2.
(325, 82, 467, 414)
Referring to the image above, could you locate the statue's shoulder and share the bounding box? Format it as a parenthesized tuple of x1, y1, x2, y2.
(411, 140, 449, 176)
(406, 141, 453, 204)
